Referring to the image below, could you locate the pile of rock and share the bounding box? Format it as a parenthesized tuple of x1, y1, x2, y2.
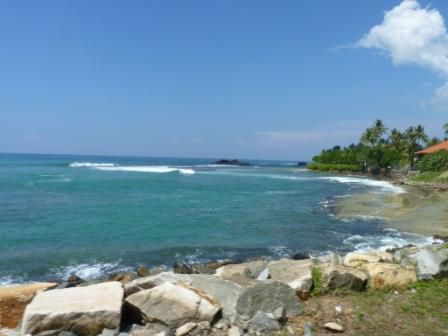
(2, 243, 448, 336)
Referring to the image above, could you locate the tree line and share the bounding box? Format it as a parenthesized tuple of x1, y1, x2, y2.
(308, 120, 448, 173)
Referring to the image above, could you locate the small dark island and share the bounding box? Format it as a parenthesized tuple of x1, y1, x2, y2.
(213, 159, 251, 166)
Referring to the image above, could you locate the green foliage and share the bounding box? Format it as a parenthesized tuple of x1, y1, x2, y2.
(307, 162, 363, 172)
(346, 278, 448, 336)
(402, 279, 448, 323)
(418, 150, 448, 172)
(410, 171, 448, 184)
(308, 120, 443, 172)
(311, 267, 323, 296)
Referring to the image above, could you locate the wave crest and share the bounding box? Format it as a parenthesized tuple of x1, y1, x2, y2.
(319, 176, 405, 193)
(95, 166, 195, 175)
(51, 262, 133, 281)
(69, 162, 116, 168)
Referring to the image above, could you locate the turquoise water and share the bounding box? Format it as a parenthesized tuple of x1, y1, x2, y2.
(0, 153, 431, 284)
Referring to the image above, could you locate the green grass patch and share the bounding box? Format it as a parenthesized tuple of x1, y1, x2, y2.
(410, 171, 448, 184)
(347, 279, 448, 335)
(311, 267, 323, 296)
(307, 162, 363, 172)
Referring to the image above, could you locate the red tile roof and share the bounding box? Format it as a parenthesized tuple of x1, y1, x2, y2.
(415, 140, 448, 155)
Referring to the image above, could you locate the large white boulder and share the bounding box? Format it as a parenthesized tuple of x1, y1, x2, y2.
(190, 274, 242, 323)
(125, 282, 220, 328)
(124, 271, 192, 296)
(215, 261, 267, 283)
(21, 281, 123, 336)
(0, 282, 57, 329)
(343, 251, 393, 267)
(405, 245, 448, 279)
(362, 263, 417, 289)
(267, 258, 313, 294)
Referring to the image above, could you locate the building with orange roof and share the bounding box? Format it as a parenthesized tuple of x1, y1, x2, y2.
(415, 140, 448, 155)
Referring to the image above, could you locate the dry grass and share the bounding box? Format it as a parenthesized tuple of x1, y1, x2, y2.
(289, 279, 448, 336)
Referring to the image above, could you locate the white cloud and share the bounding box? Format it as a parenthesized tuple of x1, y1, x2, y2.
(358, 0, 448, 111)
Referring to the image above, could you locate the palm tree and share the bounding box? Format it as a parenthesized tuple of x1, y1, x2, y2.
(360, 128, 375, 146)
(360, 120, 388, 147)
(414, 125, 428, 146)
(443, 123, 448, 139)
(390, 129, 403, 148)
(372, 119, 388, 141)
(426, 137, 441, 146)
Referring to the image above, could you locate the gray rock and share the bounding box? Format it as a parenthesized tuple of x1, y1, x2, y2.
(66, 273, 83, 288)
(228, 326, 241, 336)
(100, 329, 119, 336)
(235, 281, 302, 319)
(21, 282, 123, 336)
(191, 274, 242, 323)
(136, 266, 150, 277)
(175, 322, 197, 336)
(27, 331, 78, 336)
(303, 322, 313, 336)
(256, 268, 270, 281)
(216, 261, 268, 281)
(124, 271, 192, 296)
(0, 329, 21, 336)
(58, 332, 78, 336)
(267, 259, 313, 294)
(128, 322, 171, 336)
(127, 323, 171, 336)
(214, 319, 230, 330)
(313, 253, 343, 266)
(248, 311, 280, 331)
(323, 322, 344, 333)
(125, 282, 220, 328)
(321, 265, 368, 292)
(343, 251, 393, 267)
(405, 245, 448, 279)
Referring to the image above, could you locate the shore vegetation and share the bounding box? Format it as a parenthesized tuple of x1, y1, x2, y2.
(309, 120, 448, 184)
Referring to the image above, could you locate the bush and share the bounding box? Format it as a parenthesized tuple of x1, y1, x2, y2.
(410, 172, 448, 184)
(307, 162, 363, 172)
(418, 150, 448, 172)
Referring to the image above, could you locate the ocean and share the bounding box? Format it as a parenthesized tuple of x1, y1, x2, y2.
(0, 153, 433, 284)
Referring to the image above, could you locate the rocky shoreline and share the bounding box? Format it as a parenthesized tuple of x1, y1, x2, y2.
(1, 242, 448, 336)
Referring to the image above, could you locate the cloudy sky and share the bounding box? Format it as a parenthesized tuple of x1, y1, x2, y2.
(1, 0, 448, 160)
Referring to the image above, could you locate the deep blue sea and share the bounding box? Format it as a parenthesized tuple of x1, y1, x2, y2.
(0, 153, 432, 284)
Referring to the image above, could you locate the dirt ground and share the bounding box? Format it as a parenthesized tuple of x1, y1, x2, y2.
(0, 283, 57, 329)
(289, 280, 448, 336)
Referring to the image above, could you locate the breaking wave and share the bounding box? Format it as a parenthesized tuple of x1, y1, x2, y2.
(69, 162, 116, 168)
(318, 176, 405, 193)
(343, 229, 439, 252)
(51, 262, 133, 281)
(95, 166, 195, 175)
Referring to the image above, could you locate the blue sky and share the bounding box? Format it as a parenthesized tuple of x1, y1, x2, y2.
(1, 0, 448, 160)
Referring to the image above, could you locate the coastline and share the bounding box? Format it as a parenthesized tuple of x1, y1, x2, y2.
(309, 168, 448, 238)
(2, 242, 448, 336)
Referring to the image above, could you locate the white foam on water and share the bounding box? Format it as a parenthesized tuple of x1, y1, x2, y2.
(343, 231, 439, 252)
(52, 262, 133, 281)
(69, 162, 116, 168)
(264, 190, 298, 195)
(0, 275, 19, 286)
(198, 170, 310, 181)
(334, 194, 352, 198)
(94, 165, 195, 175)
(318, 176, 405, 193)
